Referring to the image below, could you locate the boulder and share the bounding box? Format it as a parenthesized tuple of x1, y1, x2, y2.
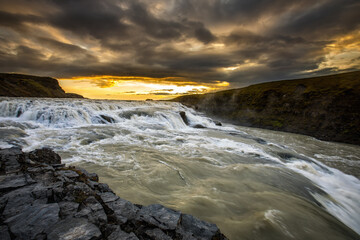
(28, 148, 61, 164)
(179, 111, 189, 125)
(5, 203, 60, 239)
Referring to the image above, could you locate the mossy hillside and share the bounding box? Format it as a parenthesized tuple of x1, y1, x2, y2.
(174, 71, 360, 145)
(0, 73, 83, 98)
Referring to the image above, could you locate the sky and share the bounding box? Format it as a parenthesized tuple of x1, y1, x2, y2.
(0, 0, 359, 99)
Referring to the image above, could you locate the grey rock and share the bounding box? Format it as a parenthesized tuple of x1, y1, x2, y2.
(0, 173, 35, 191)
(104, 197, 140, 224)
(2, 185, 36, 218)
(0, 225, 11, 240)
(145, 228, 172, 240)
(59, 201, 79, 218)
(97, 182, 112, 192)
(100, 114, 116, 123)
(87, 180, 99, 189)
(0, 147, 24, 173)
(214, 120, 222, 126)
(193, 124, 206, 129)
(75, 196, 107, 225)
(63, 182, 93, 202)
(47, 217, 102, 240)
(75, 167, 99, 181)
(137, 204, 181, 230)
(99, 192, 119, 203)
(178, 214, 221, 239)
(56, 170, 79, 178)
(28, 148, 61, 164)
(179, 111, 189, 125)
(108, 226, 139, 240)
(52, 163, 66, 168)
(5, 203, 60, 239)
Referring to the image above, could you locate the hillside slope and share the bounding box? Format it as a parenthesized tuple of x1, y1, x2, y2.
(0, 73, 83, 98)
(174, 71, 360, 145)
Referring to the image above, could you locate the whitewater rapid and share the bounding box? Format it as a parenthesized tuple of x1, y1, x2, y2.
(1, 97, 359, 239)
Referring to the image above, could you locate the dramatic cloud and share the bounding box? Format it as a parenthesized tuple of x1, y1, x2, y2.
(0, 0, 359, 98)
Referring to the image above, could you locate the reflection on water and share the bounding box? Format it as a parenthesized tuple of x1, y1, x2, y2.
(1, 97, 360, 239)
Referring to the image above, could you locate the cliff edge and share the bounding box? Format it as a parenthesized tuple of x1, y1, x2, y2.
(0, 73, 83, 98)
(174, 71, 360, 145)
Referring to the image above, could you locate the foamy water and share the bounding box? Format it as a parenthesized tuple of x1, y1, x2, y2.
(1, 97, 359, 239)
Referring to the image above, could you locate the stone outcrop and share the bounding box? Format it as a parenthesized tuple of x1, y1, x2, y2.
(0, 73, 83, 98)
(0, 147, 227, 240)
(174, 71, 360, 145)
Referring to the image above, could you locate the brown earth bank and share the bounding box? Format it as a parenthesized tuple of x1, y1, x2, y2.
(0, 73, 83, 98)
(0, 147, 227, 240)
(173, 71, 360, 146)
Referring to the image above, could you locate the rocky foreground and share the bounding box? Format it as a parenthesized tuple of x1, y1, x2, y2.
(0, 148, 227, 240)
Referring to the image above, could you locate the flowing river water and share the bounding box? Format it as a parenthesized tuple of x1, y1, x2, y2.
(1, 97, 360, 240)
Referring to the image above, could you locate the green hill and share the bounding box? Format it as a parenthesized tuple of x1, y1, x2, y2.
(174, 71, 360, 145)
(0, 73, 83, 98)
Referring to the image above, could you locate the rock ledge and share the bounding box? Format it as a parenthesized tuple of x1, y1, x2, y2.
(0, 147, 227, 240)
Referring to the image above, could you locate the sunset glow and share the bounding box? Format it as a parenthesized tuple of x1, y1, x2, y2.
(0, 0, 359, 99)
(59, 76, 229, 100)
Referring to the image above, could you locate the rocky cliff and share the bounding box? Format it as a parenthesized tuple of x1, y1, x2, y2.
(0, 147, 227, 240)
(174, 71, 360, 145)
(0, 73, 83, 98)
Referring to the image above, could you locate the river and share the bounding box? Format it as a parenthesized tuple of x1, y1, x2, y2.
(1, 97, 359, 239)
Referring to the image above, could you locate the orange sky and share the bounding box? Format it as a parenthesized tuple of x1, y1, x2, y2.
(59, 76, 229, 100)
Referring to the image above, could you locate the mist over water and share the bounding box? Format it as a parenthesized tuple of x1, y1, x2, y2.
(1, 97, 360, 239)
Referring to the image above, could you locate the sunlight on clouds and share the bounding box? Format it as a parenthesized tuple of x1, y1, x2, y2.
(59, 76, 230, 100)
(221, 61, 264, 72)
(309, 31, 360, 72)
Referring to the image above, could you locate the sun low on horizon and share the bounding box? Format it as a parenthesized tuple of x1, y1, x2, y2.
(0, 0, 359, 100)
(58, 75, 230, 100)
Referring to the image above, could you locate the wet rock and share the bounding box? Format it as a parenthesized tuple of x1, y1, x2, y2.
(179, 111, 189, 125)
(75, 167, 99, 182)
(0, 174, 35, 192)
(75, 196, 107, 225)
(136, 204, 181, 230)
(104, 197, 140, 224)
(5, 203, 60, 239)
(214, 120, 222, 126)
(0, 225, 11, 240)
(28, 148, 61, 164)
(1, 185, 37, 218)
(59, 201, 80, 218)
(56, 169, 80, 178)
(99, 192, 120, 203)
(108, 226, 139, 240)
(0, 147, 24, 173)
(145, 228, 172, 240)
(47, 217, 102, 240)
(100, 114, 116, 123)
(178, 214, 222, 239)
(97, 182, 112, 192)
(193, 124, 206, 129)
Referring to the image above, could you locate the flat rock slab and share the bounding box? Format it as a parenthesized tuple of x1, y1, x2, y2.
(137, 204, 181, 230)
(0, 174, 35, 191)
(47, 218, 102, 240)
(5, 203, 60, 239)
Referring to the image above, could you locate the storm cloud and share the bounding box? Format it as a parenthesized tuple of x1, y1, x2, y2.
(0, 0, 359, 87)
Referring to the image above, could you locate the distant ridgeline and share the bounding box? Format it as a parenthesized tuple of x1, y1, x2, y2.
(174, 71, 360, 145)
(0, 73, 83, 98)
